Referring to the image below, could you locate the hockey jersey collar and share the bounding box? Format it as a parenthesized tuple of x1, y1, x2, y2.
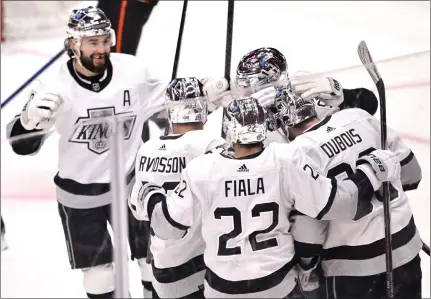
(304, 115, 332, 133)
(67, 58, 113, 93)
(160, 134, 185, 140)
(220, 148, 265, 160)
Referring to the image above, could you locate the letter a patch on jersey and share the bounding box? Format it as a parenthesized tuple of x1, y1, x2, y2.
(69, 107, 137, 154)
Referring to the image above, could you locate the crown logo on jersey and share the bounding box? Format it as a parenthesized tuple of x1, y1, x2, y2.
(69, 107, 137, 155)
(159, 144, 166, 150)
(237, 164, 249, 172)
(327, 126, 335, 133)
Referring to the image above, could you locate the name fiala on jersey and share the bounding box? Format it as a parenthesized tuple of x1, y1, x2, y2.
(69, 107, 137, 154)
(139, 156, 186, 173)
(225, 178, 265, 197)
(320, 128, 363, 158)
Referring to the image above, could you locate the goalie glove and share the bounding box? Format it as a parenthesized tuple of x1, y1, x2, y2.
(129, 182, 166, 221)
(290, 71, 344, 107)
(20, 91, 62, 131)
(356, 149, 401, 191)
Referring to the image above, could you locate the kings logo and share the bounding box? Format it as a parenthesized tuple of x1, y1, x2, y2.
(69, 107, 137, 154)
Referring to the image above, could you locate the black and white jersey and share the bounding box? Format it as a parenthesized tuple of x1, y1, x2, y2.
(6, 53, 168, 208)
(129, 130, 226, 298)
(149, 141, 376, 298)
(290, 108, 423, 277)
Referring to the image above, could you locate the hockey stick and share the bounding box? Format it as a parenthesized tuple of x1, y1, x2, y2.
(358, 41, 394, 299)
(1, 49, 65, 109)
(423, 243, 430, 256)
(171, 0, 188, 80)
(224, 0, 235, 83)
(221, 0, 235, 139)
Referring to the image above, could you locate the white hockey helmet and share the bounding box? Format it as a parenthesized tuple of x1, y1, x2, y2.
(222, 97, 268, 145)
(64, 6, 116, 58)
(282, 87, 318, 128)
(165, 77, 209, 125)
(235, 47, 288, 96)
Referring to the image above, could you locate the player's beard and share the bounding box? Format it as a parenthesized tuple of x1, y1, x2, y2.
(80, 51, 110, 74)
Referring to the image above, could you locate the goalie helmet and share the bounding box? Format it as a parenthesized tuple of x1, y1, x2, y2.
(235, 47, 288, 96)
(165, 77, 209, 125)
(222, 97, 267, 145)
(64, 6, 116, 58)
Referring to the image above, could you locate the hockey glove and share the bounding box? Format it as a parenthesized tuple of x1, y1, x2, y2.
(20, 91, 62, 131)
(201, 77, 232, 111)
(356, 149, 401, 191)
(296, 256, 320, 293)
(129, 182, 166, 221)
(250, 86, 277, 108)
(290, 71, 344, 107)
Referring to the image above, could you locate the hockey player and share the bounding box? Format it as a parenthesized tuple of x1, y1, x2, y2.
(204, 47, 379, 145)
(129, 77, 227, 298)
(136, 97, 401, 298)
(5, 6, 226, 299)
(280, 92, 423, 298)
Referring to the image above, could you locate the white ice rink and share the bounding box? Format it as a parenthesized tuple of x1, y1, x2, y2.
(1, 1, 430, 298)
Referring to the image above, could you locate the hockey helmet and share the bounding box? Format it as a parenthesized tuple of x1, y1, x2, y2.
(222, 97, 267, 145)
(165, 77, 209, 125)
(282, 87, 318, 128)
(64, 6, 116, 57)
(235, 47, 288, 96)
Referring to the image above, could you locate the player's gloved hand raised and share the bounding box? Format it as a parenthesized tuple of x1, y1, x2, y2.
(20, 92, 62, 131)
(289, 71, 344, 107)
(356, 149, 401, 190)
(250, 86, 277, 108)
(201, 77, 232, 110)
(129, 182, 167, 221)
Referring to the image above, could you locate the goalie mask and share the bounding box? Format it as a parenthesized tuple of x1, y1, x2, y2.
(222, 97, 267, 145)
(235, 47, 288, 96)
(165, 77, 209, 125)
(64, 6, 116, 58)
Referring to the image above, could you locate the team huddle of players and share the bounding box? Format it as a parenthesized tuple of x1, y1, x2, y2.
(5, 6, 423, 299)
(129, 46, 423, 299)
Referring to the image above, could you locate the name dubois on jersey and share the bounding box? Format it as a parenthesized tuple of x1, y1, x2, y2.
(320, 128, 363, 158)
(139, 156, 186, 174)
(69, 107, 136, 154)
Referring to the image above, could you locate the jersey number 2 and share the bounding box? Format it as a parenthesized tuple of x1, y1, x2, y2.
(214, 202, 279, 256)
(327, 147, 399, 219)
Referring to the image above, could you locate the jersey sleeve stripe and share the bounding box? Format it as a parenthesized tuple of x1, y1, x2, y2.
(399, 151, 422, 191)
(161, 199, 190, 230)
(294, 241, 323, 259)
(400, 151, 414, 166)
(316, 179, 337, 220)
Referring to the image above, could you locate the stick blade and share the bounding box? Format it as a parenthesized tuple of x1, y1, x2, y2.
(358, 41, 381, 84)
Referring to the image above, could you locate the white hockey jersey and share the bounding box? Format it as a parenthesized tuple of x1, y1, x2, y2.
(129, 130, 226, 298)
(6, 53, 168, 208)
(149, 141, 376, 298)
(289, 108, 423, 277)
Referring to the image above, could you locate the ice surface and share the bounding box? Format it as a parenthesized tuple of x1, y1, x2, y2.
(1, 1, 429, 297)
